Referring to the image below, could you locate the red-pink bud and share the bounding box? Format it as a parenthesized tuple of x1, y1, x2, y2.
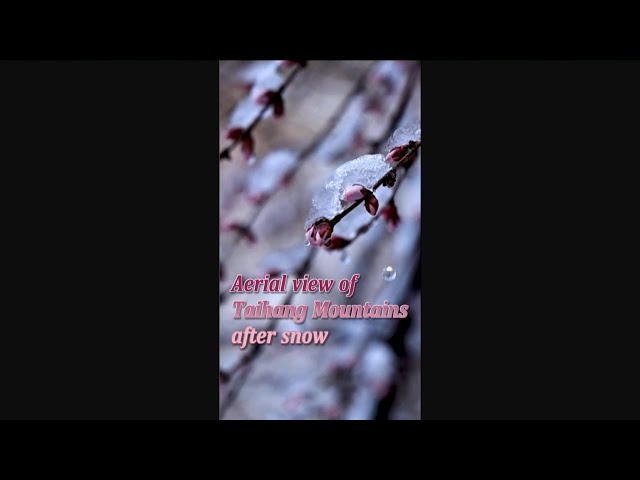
(342, 184, 368, 202)
(306, 219, 333, 247)
(254, 90, 274, 104)
(315, 222, 332, 245)
(381, 199, 400, 232)
(364, 193, 379, 216)
(240, 133, 254, 162)
(385, 146, 404, 163)
(385, 143, 418, 166)
(225, 127, 244, 141)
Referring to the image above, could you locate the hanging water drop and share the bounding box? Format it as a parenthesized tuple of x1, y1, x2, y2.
(247, 156, 257, 166)
(340, 251, 351, 264)
(382, 266, 396, 281)
(304, 240, 311, 247)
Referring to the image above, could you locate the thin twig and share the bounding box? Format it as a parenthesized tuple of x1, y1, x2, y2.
(219, 247, 317, 417)
(328, 140, 421, 228)
(221, 62, 417, 264)
(220, 63, 304, 161)
(219, 65, 421, 418)
(220, 64, 373, 261)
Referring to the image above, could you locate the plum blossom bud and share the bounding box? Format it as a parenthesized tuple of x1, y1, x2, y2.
(364, 193, 379, 216)
(254, 90, 285, 118)
(385, 146, 404, 164)
(305, 218, 333, 247)
(381, 198, 400, 232)
(225, 127, 244, 141)
(341, 184, 368, 202)
(385, 141, 418, 166)
(240, 132, 254, 162)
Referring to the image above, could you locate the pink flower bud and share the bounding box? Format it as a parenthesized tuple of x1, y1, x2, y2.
(305, 219, 333, 247)
(364, 193, 379, 216)
(385, 146, 404, 164)
(381, 199, 400, 232)
(225, 127, 244, 141)
(314, 222, 332, 245)
(342, 184, 368, 202)
(254, 90, 274, 104)
(385, 143, 418, 166)
(240, 133, 254, 162)
(254, 90, 284, 118)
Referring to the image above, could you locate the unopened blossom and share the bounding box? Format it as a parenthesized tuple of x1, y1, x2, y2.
(384, 142, 418, 166)
(225, 127, 245, 141)
(240, 132, 254, 162)
(254, 90, 284, 118)
(364, 193, 379, 216)
(305, 219, 333, 247)
(381, 198, 400, 232)
(341, 184, 368, 202)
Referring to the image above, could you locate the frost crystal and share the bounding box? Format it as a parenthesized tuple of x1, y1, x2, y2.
(249, 61, 286, 102)
(246, 150, 297, 200)
(236, 61, 277, 87)
(305, 154, 393, 238)
(383, 121, 421, 155)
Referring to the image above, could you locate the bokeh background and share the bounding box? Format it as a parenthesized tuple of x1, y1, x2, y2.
(219, 60, 421, 420)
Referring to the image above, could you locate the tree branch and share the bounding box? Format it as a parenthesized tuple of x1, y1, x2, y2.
(220, 63, 305, 161)
(328, 140, 421, 228)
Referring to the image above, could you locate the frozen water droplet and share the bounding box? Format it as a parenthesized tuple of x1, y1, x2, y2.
(382, 266, 396, 281)
(304, 240, 311, 247)
(340, 251, 351, 264)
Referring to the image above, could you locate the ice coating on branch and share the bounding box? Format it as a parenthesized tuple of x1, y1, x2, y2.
(383, 121, 421, 155)
(245, 149, 298, 202)
(249, 61, 286, 103)
(236, 61, 277, 89)
(305, 154, 393, 238)
(228, 97, 268, 129)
